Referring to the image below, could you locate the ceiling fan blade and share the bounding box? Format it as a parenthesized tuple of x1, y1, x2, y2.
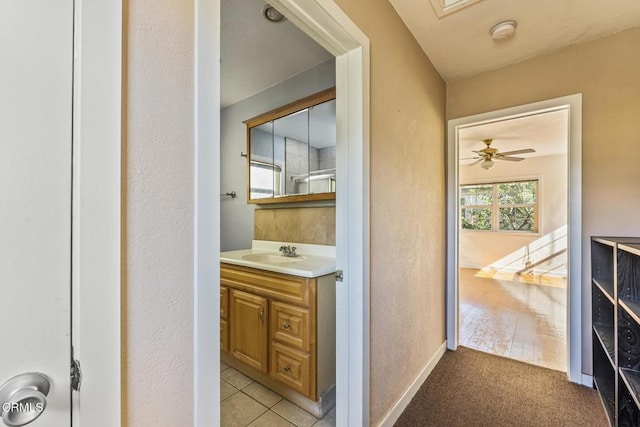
(495, 156, 524, 161)
(460, 156, 481, 160)
(468, 159, 484, 166)
(497, 148, 535, 156)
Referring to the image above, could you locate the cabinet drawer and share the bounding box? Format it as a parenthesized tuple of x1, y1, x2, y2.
(220, 319, 229, 353)
(221, 286, 229, 320)
(270, 301, 311, 351)
(270, 342, 311, 398)
(221, 264, 311, 307)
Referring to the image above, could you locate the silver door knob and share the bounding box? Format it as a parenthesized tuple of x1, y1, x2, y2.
(0, 373, 50, 427)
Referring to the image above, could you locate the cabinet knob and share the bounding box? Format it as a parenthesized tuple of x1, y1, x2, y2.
(283, 365, 291, 373)
(283, 322, 290, 329)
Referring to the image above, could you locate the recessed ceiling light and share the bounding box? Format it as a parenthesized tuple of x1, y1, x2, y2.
(262, 5, 287, 23)
(490, 20, 517, 40)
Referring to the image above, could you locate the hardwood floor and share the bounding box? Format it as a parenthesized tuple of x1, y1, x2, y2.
(459, 268, 567, 371)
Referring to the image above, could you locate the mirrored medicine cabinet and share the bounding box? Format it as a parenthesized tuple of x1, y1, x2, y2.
(244, 87, 336, 204)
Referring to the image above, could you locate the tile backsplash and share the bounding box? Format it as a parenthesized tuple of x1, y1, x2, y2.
(254, 207, 335, 246)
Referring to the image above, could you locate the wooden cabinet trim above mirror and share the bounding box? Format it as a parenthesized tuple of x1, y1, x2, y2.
(243, 87, 335, 129)
(244, 87, 336, 205)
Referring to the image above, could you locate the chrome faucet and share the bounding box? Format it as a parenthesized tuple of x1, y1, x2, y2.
(279, 245, 298, 257)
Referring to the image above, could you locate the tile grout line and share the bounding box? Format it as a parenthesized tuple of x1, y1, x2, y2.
(220, 369, 328, 426)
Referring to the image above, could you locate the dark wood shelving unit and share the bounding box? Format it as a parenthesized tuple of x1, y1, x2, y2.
(619, 372, 640, 426)
(594, 322, 616, 366)
(592, 237, 640, 426)
(595, 278, 617, 304)
(620, 368, 640, 408)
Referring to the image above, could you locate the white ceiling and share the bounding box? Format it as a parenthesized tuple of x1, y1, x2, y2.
(459, 108, 568, 165)
(221, 0, 333, 108)
(222, 0, 640, 106)
(221, 1, 639, 162)
(388, 0, 640, 81)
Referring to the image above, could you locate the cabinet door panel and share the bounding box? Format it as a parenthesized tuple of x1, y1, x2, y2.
(230, 290, 268, 373)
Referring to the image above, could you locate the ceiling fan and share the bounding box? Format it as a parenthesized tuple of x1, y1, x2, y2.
(463, 138, 535, 170)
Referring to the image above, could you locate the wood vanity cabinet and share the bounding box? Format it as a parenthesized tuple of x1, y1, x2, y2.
(220, 262, 335, 416)
(220, 286, 229, 353)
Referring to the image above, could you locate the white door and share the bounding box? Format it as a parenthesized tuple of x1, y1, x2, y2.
(0, 1, 74, 426)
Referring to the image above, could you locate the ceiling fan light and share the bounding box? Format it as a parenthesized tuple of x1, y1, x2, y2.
(481, 159, 495, 170)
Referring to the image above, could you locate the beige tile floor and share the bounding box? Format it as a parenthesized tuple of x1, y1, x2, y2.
(220, 362, 336, 427)
(459, 268, 567, 371)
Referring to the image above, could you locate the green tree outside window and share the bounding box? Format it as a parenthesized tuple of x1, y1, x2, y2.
(460, 180, 538, 232)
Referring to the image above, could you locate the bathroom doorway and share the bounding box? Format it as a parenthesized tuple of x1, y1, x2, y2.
(446, 95, 583, 382)
(219, 2, 337, 424)
(208, 1, 370, 425)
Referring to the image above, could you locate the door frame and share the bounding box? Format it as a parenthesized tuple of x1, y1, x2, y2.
(194, 0, 371, 425)
(445, 94, 584, 384)
(71, 1, 122, 426)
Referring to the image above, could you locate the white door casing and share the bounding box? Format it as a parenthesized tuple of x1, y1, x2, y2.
(71, 1, 122, 426)
(0, 1, 74, 425)
(194, 0, 371, 425)
(446, 94, 583, 384)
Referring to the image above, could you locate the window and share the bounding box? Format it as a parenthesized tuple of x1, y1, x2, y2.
(429, 0, 483, 17)
(249, 160, 282, 199)
(460, 179, 538, 233)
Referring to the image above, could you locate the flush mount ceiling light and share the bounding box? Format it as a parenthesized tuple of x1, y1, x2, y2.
(490, 20, 517, 40)
(262, 5, 287, 23)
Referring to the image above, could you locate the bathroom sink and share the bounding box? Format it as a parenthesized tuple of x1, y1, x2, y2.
(241, 253, 305, 264)
(220, 241, 335, 277)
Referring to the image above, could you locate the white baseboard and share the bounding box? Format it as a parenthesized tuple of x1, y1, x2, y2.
(377, 341, 447, 427)
(581, 374, 593, 387)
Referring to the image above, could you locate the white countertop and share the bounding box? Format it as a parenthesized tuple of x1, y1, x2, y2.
(220, 240, 336, 278)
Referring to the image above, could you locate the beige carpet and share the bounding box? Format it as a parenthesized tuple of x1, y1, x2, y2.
(394, 347, 608, 427)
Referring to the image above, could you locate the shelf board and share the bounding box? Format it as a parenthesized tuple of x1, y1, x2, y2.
(594, 279, 615, 303)
(593, 324, 616, 368)
(620, 368, 640, 409)
(592, 237, 618, 247)
(593, 236, 640, 246)
(594, 376, 616, 426)
(620, 243, 640, 257)
(620, 299, 640, 325)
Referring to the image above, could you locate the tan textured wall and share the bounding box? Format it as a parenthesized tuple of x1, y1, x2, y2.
(447, 28, 640, 374)
(255, 207, 336, 245)
(335, 0, 447, 423)
(123, 0, 195, 425)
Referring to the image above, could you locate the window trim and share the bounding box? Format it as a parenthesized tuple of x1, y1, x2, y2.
(460, 178, 540, 235)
